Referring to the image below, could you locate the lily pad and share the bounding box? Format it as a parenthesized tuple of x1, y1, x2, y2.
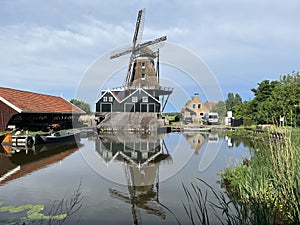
(0, 201, 67, 221)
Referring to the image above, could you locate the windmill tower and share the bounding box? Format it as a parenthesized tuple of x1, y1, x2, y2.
(95, 9, 173, 130)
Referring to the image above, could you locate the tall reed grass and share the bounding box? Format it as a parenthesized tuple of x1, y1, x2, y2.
(182, 129, 300, 225)
(221, 129, 300, 224)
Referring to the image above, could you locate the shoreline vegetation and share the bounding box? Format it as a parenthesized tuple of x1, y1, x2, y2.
(222, 128, 300, 224)
(181, 128, 300, 225)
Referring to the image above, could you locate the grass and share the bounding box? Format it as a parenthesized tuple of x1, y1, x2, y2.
(181, 128, 300, 225)
(221, 128, 300, 224)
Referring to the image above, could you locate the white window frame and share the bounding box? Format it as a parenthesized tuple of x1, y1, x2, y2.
(132, 96, 138, 103)
(148, 103, 155, 112)
(109, 97, 113, 102)
(142, 96, 148, 103)
(103, 96, 108, 102)
(100, 103, 112, 112)
(124, 103, 135, 112)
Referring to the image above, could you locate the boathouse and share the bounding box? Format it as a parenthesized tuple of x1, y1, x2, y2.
(0, 87, 86, 131)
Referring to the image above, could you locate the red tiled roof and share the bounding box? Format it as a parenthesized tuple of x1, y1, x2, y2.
(0, 87, 85, 114)
(206, 102, 216, 109)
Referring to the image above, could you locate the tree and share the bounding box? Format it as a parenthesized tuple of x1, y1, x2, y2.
(268, 71, 300, 125)
(225, 92, 243, 115)
(213, 101, 226, 118)
(234, 93, 242, 106)
(225, 92, 235, 111)
(70, 99, 92, 114)
(248, 80, 279, 124)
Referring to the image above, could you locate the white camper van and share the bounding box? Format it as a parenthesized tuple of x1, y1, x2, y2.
(204, 112, 219, 125)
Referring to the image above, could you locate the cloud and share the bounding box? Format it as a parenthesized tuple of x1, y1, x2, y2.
(0, 0, 300, 102)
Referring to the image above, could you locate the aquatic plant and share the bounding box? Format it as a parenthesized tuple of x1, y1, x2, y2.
(0, 182, 83, 225)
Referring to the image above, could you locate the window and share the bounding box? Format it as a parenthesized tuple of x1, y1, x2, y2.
(103, 96, 107, 102)
(141, 104, 147, 112)
(101, 103, 111, 112)
(125, 103, 135, 112)
(198, 104, 201, 109)
(192, 103, 196, 109)
(109, 97, 113, 102)
(141, 74, 146, 80)
(141, 62, 145, 69)
(132, 96, 138, 103)
(142, 96, 148, 103)
(148, 104, 155, 112)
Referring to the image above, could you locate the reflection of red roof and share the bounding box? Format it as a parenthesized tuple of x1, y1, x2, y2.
(0, 87, 85, 114)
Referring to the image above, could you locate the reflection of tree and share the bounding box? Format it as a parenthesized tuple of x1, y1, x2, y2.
(95, 134, 171, 225)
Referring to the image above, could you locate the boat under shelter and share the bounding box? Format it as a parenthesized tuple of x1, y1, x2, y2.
(0, 87, 86, 131)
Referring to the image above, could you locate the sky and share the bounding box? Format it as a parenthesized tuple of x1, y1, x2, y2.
(1, 0, 300, 111)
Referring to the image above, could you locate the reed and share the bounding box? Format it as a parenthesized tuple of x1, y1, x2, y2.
(221, 128, 300, 224)
(181, 129, 300, 225)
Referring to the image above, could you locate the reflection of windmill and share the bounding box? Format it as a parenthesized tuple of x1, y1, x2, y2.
(95, 134, 171, 225)
(95, 9, 173, 129)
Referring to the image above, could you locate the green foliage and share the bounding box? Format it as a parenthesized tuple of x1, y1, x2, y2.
(221, 130, 300, 224)
(0, 202, 67, 221)
(0, 182, 82, 224)
(226, 92, 242, 111)
(267, 71, 300, 126)
(70, 99, 92, 114)
(212, 100, 226, 118)
(229, 71, 300, 126)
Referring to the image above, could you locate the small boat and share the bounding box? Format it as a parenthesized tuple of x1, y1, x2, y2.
(33, 131, 80, 145)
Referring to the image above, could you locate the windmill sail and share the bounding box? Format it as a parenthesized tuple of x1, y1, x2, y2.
(109, 8, 167, 87)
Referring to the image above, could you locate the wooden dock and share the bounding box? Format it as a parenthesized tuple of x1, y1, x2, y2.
(169, 126, 211, 133)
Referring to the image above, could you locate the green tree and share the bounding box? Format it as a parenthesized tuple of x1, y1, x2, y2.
(268, 71, 300, 125)
(225, 92, 244, 116)
(70, 99, 92, 114)
(212, 101, 226, 118)
(225, 92, 235, 111)
(234, 93, 242, 106)
(248, 80, 279, 124)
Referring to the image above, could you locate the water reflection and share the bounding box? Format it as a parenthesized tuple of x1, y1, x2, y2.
(183, 133, 206, 154)
(0, 140, 79, 185)
(95, 134, 172, 224)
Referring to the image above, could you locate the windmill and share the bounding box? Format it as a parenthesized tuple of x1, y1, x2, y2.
(110, 9, 167, 87)
(95, 9, 173, 127)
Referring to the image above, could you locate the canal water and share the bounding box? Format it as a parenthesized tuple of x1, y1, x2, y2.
(0, 132, 250, 225)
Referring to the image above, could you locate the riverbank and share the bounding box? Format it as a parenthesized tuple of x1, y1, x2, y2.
(221, 128, 300, 224)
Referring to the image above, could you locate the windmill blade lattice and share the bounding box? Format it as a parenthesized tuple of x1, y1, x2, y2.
(109, 8, 167, 86)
